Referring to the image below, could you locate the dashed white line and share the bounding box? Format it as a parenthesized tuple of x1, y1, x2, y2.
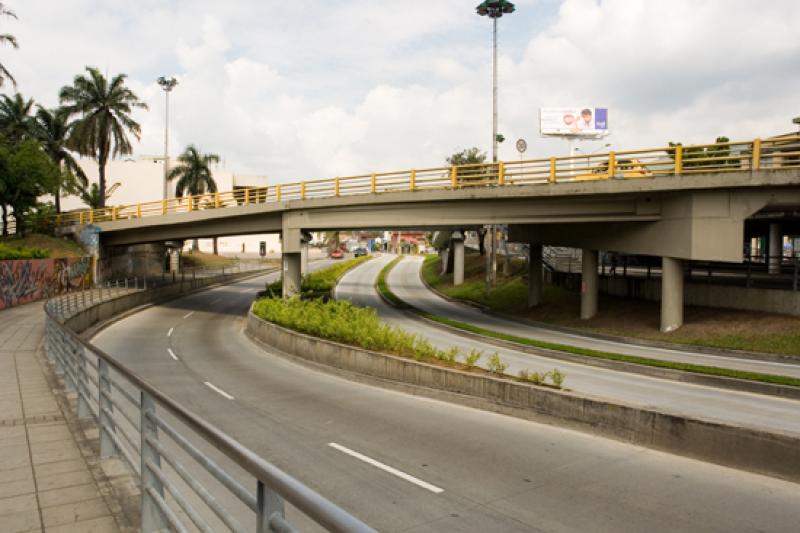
(328, 442, 444, 494)
(183, 311, 194, 319)
(204, 381, 234, 400)
(167, 327, 174, 337)
(167, 348, 179, 361)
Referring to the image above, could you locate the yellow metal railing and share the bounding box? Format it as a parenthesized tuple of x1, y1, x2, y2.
(55, 135, 800, 227)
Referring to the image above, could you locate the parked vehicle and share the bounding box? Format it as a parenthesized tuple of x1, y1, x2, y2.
(353, 247, 368, 257)
(329, 249, 344, 259)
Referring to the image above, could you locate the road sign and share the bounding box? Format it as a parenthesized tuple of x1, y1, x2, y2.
(516, 138, 527, 154)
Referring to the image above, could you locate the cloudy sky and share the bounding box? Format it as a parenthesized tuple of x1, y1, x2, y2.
(3, 0, 799, 184)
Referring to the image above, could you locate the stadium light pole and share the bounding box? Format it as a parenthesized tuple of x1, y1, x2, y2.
(476, 0, 515, 164)
(157, 76, 178, 200)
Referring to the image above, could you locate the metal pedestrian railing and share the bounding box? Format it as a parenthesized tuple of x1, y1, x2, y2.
(44, 279, 375, 533)
(54, 135, 800, 228)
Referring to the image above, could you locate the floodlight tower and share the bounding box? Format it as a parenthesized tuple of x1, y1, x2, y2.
(157, 76, 179, 200)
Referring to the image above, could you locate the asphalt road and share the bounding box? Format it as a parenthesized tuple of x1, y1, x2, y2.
(335, 255, 800, 436)
(90, 258, 800, 532)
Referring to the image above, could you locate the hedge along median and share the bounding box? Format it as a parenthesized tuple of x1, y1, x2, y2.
(266, 255, 372, 299)
(376, 255, 800, 398)
(246, 308, 800, 484)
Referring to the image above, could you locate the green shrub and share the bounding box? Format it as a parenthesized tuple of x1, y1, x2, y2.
(548, 369, 566, 388)
(267, 255, 371, 299)
(0, 242, 49, 260)
(486, 352, 507, 375)
(464, 349, 482, 369)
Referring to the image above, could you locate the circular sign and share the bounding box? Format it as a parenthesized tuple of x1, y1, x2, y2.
(515, 138, 527, 154)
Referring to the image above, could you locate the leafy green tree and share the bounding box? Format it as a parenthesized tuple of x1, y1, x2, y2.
(667, 136, 737, 169)
(169, 145, 220, 252)
(69, 181, 121, 210)
(59, 67, 148, 208)
(0, 93, 34, 143)
(0, 138, 59, 236)
(0, 2, 18, 88)
(445, 147, 489, 255)
(33, 106, 87, 213)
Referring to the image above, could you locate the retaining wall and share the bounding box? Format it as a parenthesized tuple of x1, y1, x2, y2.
(246, 312, 800, 483)
(1, 256, 92, 310)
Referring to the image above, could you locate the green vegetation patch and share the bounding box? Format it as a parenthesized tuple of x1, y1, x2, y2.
(267, 255, 372, 299)
(0, 241, 49, 259)
(375, 256, 409, 308)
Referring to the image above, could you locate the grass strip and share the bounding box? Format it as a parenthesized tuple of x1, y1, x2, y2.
(375, 256, 408, 308)
(377, 257, 800, 388)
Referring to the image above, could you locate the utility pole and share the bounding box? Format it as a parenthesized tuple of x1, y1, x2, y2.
(157, 76, 178, 200)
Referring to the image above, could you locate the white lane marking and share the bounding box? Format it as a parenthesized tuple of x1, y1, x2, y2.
(204, 381, 234, 400)
(167, 348, 179, 361)
(167, 327, 174, 337)
(328, 442, 444, 494)
(183, 311, 194, 319)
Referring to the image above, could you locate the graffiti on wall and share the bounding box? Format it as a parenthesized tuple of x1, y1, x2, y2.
(0, 257, 92, 310)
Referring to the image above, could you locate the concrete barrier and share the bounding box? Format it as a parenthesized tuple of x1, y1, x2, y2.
(247, 311, 800, 483)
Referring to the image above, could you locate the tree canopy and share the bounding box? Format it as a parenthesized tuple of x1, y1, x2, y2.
(0, 138, 59, 236)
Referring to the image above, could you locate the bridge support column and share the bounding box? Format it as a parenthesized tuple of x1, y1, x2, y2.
(661, 257, 684, 332)
(528, 244, 543, 307)
(282, 253, 302, 298)
(769, 223, 782, 274)
(580, 249, 598, 320)
(452, 231, 464, 286)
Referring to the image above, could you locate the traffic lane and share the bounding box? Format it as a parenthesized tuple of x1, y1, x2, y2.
(397, 256, 800, 377)
(335, 256, 800, 436)
(93, 268, 800, 532)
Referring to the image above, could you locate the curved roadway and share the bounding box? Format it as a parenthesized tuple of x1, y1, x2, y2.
(335, 255, 800, 436)
(88, 259, 800, 532)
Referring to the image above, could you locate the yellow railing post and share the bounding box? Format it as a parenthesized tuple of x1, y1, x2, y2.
(137, 204, 142, 218)
(162, 200, 167, 215)
(244, 188, 250, 204)
(335, 177, 340, 196)
(752, 138, 761, 171)
(450, 166, 458, 189)
(410, 169, 416, 191)
(215, 192, 220, 208)
(276, 185, 282, 202)
(112, 207, 118, 221)
(89, 210, 94, 224)
(300, 182, 306, 200)
(497, 161, 505, 186)
(674, 144, 683, 175)
(548, 158, 556, 183)
(79, 212, 84, 224)
(607, 152, 616, 178)
(370, 173, 377, 193)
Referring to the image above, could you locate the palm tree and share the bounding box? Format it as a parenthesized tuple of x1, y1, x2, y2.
(0, 93, 34, 143)
(169, 145, 220, 252)
(0, 2, 18, 88)
(32, 106, 87, 213)
(59, 67, 148, 208)
(74, 181, 121, 210)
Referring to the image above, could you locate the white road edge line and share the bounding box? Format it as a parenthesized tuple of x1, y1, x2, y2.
(167, 348, 179, 361)
(167, 327, 174, 337)
(204, 381, 235, 400)
(183, 311, 194, 319)
(328, 442, 444, 494)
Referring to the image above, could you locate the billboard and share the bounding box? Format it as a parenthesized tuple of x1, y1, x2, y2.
(540, 107, 609, 137)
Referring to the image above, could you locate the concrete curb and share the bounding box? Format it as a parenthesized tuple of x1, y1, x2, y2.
(412, 262, 800, 399)
(246, 311, 800, 484)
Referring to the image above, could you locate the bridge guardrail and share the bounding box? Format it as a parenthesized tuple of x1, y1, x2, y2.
(44, 280, 376, 533)
(54, 135, 800, 227)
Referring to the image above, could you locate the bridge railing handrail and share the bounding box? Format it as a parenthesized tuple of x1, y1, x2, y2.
(43, 284, 376, 533)
(54, 134, 800, 227)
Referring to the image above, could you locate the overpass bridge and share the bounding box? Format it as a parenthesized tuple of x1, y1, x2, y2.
(56, 135, 800, 332)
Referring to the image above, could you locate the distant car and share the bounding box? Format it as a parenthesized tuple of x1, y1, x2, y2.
(329, 249, 344, 259)
(353, 247, 368, 257)
(575, 158, 653, 181)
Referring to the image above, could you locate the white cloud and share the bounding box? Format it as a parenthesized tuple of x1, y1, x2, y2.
(2, 0, 798, 187)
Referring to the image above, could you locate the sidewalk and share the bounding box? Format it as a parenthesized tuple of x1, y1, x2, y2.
(0, 301, 126, 533)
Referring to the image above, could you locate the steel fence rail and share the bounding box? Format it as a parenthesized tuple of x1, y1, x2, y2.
(43, 277, 376, 533)
(54, 134, 800, 228)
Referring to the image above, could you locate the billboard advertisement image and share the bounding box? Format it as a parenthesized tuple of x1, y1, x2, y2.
(540, 107, 609, 137)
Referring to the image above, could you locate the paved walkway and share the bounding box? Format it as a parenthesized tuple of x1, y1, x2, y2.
(0, 301, 124, 533)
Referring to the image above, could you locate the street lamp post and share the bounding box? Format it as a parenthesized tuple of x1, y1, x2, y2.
(157, 76, 178, 201)
(476, 1, 515, 293)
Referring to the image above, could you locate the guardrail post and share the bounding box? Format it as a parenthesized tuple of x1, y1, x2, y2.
(98, 359, 116, 458)
(76, 344, 91, 419)
(89, 210, 94, 224)
(162, 200, 167, 215)
(215, 192, 221, 208)
(137, 204, 142, 218)
(674, 144, 683, 175)
(450, 166, 458, 189)
(140, 392, 168, 532)
(371, 173, 377, 193)
(256, 480, 285, 533)
(112, 207, 118, 221)
(549, 158, 556, 183)
(276, 184, 282, 202)
(608, 152, 617, 178)
(752, 138, 762, 171)
(245, 188, 250, 204)
(300, 182, 306, 200)
(409, 169, 416, 191)
(79, 211, 85, 224)
(497, 161, 505, 186)
(335, 177, 340, 196)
